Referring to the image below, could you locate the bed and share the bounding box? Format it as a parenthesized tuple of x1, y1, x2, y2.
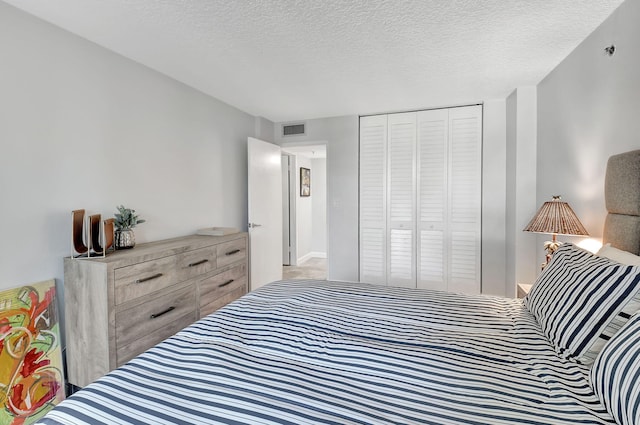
(38, 150, 640, 425)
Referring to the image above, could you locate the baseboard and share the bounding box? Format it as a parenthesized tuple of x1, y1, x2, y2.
(297, 251, 327, 264)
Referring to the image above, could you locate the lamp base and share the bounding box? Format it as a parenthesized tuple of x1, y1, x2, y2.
(541, 235, 561, 271)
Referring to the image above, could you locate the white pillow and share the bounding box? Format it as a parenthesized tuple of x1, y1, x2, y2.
(597, 243, 640, 266)
(591, 311, 640, 425)
(524, 243, 640, 364)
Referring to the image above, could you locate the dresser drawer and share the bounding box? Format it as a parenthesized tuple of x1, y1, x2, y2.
(216, 238, 246, 269)
(115, 282, 196, 356)
(200, 285, 247, 317)
(176, 245, 218, 282)
(116, 313, 195, 366)
(199, 264, 247, 312)
(114, 255, 178, 304)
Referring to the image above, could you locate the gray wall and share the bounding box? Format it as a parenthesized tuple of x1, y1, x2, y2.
(537, 0, 639, 246)
(274, 116, 360, 282)
(505, 88, 538, 295)
(311, 158, 327, 255)
(0, 3, 256, 298)
(295, 155, 313, 261)
(254, 117, 275, 143)
(481, 100, 508, 296)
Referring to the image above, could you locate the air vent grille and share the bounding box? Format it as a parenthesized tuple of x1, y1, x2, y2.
(283, 123, 305, 136)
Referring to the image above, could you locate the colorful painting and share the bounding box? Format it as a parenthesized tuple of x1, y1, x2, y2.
(0, 280, 65, 424)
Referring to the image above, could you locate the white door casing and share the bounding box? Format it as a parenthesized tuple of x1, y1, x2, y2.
(281, 154, 291, 266)
(248, 137, 283, 291)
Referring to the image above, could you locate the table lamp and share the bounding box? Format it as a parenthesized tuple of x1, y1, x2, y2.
(523, 195, 589, 269)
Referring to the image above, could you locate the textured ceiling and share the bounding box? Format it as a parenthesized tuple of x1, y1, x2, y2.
(4, 0, 625, 122)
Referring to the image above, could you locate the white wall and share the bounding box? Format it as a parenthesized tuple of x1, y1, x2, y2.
(254, 117, 275, 143)
(505, 87, 538, 295)
(537, 0, 639, 246)
(274, 116, 360, 281)
(311, 158, 327, 255)
(481, 100, 508, 296)
(295, 156, 313, 262)
(0, 3, 256, 297)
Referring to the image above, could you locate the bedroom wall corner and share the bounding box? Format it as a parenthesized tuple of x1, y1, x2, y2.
(254, 116, 275, 143)
(537, 0, 640, 248)
(481, 99, 508, 296)
(505, 87, 538, 296)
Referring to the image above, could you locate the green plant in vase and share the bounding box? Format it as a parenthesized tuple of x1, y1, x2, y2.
(113, 205, 145, 249)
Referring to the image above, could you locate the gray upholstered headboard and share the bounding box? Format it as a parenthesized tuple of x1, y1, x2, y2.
(603, 149, 640, 255)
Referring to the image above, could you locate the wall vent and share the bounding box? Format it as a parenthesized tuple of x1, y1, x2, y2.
(282, 123, 305, 136)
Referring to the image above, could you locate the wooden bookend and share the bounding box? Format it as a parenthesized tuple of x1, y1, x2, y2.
(103, 218, 115, 253)
(71, 209, 88, 257)
(89, 214, 103, 255)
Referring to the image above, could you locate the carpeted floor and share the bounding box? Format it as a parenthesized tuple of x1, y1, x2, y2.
(283, 257, 326, 280)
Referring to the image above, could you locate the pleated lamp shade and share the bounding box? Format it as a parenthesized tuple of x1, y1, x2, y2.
(523, 196, 589, 237)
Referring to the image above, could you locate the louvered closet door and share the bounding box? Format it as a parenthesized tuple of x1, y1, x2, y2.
(387, 113, 416, 288)
(359, 106, 481, 293)
(416, 109, 449, 291)
(359, 115, 387, 284)
(447, 105, 482, 294)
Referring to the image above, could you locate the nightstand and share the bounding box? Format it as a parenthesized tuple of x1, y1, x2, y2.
(517, 283, 533, 298)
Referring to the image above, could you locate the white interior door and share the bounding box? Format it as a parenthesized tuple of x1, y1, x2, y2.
(248, 137, 283, 290)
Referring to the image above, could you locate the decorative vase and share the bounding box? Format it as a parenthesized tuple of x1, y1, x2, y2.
(115, 229, 135, 249)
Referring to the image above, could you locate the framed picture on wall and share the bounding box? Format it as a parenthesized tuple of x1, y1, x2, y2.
(300, 167, 311, 197)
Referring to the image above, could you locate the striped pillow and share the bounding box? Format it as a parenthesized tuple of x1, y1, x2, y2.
(590, 311, 640, 425)
(524, 243, 640, 364)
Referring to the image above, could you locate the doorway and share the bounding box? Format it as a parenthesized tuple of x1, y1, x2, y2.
(281, 144, 327, 280)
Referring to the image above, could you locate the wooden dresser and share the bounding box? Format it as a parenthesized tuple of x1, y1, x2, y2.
(64, 233, 248, 388)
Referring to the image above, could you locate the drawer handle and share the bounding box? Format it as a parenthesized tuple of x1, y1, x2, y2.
(188, 259, 209, 267)
(135, 273, 163, 284)
(219, 279, 234, 288)
(225, 249, 241, 256)
(150, 306, 175, 319)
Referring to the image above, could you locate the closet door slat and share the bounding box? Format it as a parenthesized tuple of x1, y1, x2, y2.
(416, 108, 448, 291)
(387, 112, 416, 287)
(359, 115, 387, 284)
(448, 106, 482, 294)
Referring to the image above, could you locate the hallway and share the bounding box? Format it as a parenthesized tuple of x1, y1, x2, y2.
(283, 258, 327, 280)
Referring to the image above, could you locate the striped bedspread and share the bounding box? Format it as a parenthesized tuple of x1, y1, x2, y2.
(40, 280, 615, 424)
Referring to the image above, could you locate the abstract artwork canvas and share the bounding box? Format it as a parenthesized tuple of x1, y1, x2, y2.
(0, 280, 65, 424)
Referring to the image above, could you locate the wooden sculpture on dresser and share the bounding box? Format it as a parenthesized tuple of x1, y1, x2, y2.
(71, 210, 115, 258)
